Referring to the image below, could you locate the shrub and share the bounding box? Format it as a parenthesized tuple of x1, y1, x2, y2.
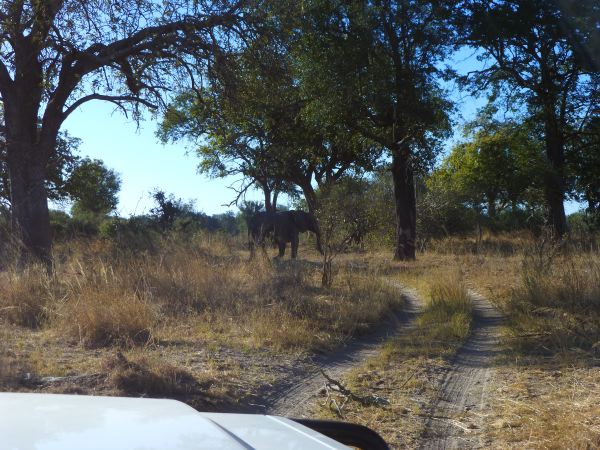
(99, 216, 160, 253)
(49, 209, 74, 241)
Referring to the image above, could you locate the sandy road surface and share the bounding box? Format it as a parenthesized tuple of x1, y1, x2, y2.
(419, 293, 503, 450)
(263, 287, 503, 450)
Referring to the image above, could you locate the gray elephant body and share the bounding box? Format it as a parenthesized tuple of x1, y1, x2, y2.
(247, 210, 322, 258)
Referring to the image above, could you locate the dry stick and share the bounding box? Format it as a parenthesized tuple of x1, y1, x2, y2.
(330, 396, 344, 419)
(397, 371, 417, 390)
(320, 370, 390, 407)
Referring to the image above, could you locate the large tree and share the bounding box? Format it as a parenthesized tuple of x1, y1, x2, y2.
(1, 129, 81, 207)
(297, 0, 454, 260)
(0, 0, 242, 262)
(160, 38, 303, 213)
(161, 3, 381, 214)
(459, 0, 600, 237)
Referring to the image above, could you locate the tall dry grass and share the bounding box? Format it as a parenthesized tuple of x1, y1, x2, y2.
(0, 233, 402, 352)
(418, 271, 473, 348)
(507, 246, 600, 355)
(102, 351, 206, 398)
(0, 265, 52, 328)
(425, 232, 534, 256)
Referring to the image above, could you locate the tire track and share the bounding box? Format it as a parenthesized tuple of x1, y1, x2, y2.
(266, 286, 423, 418)
(420, 292, 503, 450)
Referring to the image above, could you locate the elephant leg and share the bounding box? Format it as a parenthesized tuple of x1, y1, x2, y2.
(278, 240, 286, 258)
(248, 240, 255, 259)
(253, 231, 268, 259)
(259, 241, 269, 258)
(291, 233, 299, 259)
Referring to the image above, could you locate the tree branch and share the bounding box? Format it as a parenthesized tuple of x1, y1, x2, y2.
(0, 60, 13, 94)
(62, 94, 158, 120)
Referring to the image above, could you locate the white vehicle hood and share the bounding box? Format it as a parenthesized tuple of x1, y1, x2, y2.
(0, 393, 349, 450)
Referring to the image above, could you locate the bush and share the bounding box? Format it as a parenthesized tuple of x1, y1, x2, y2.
(49, 209, 73, 240)
(99, 216, 160, 253)
(494, 207, 545, 234)
(417, 179, 477, 241)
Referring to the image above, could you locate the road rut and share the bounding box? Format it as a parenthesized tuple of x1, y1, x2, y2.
(266, 286, 422, 418)
(420, 293, 503, 450)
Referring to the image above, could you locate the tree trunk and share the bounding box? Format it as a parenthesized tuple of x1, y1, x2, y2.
(543, 119, 568, 238)
(6, 146, 52, 265)
(391, 148, 416, 261)
(272, 189, 279, 212)
(300, 182, 318, 215)
(487, 194, 496, 218)
(2, 38, 53, 266)
(262, 185, 274, 213)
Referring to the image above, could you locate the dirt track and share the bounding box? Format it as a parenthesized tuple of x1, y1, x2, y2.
(419, 293, 503, 450)
(262, 286, 503, 449)
(266, 285, 422, 418)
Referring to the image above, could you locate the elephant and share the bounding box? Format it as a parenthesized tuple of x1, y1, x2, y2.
(246, 211, 274, 258)
(246, 210, 323, 259)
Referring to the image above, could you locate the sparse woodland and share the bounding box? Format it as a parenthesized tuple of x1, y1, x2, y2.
(0, 0, 599, 448)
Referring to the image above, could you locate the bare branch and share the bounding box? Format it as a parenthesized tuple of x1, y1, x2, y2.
(62, 93, 158, 120)
(224, 177, 254, 208)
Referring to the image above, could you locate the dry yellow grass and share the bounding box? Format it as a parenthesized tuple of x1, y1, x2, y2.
(506, 250, 600, 355)
(102, 350, 208, 398)
(0, 334, 20, 389)
(487, 363, 600, 449)
(0, 266, 52, 328)
(426, 232, 534, 256)
(0, 233, 404, 394)
(477, 246, 600, 448)
(311, 239, 600, 448)
(420, 271, 472, 347)
(58, 288, 157, 348)
(2, 232, 598, 449)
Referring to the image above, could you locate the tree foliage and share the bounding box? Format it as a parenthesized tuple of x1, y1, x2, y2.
(0, 0, 244, 261)
(458, 0, 600, 236)
(296, 0, 455, 259)
(431, 114, 546, 219)
(67, 158, 121, 216)
(160, 2, 381, 213)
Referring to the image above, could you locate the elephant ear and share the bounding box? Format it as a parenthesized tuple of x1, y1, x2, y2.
(294, 211, 320, 233)
(288, 211, 305, 232)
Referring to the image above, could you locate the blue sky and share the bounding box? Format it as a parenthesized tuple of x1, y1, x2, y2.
(60, 102, 265, 216)
(58, 49, 582, 217)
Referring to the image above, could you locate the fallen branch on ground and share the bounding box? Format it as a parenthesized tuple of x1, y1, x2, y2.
(320, 370, 390, 412)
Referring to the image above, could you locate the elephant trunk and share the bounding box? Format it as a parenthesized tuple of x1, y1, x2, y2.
(311, 216, 324, 255)
(315, 232, 323, 255)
